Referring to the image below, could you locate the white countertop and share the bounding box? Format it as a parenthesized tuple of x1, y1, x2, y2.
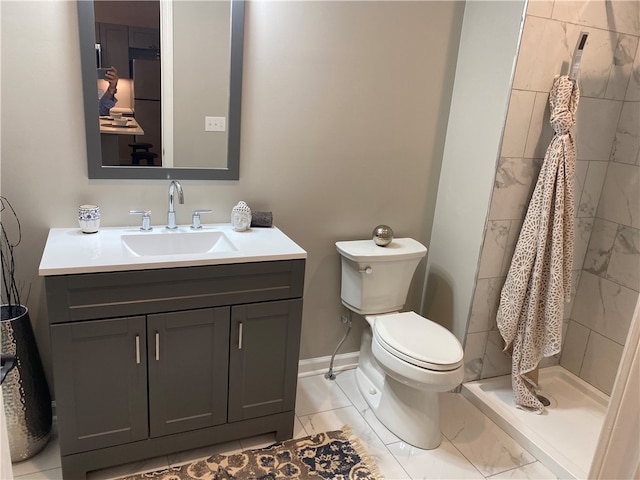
(39, 224, 307, 276)
(99, 116, 144, 135)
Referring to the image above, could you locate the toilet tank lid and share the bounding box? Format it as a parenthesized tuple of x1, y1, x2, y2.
(336, 238, 427, 262)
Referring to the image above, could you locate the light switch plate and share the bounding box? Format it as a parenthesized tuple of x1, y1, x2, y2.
(205, 116, 226, 132)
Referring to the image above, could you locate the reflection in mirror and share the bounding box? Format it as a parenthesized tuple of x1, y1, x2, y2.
(172, 1, 231, 169)
(78, 0, 244, 180)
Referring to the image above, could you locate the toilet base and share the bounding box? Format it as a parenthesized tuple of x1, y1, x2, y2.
(355, 328, 443, 450)
(355, 367, 442, 449)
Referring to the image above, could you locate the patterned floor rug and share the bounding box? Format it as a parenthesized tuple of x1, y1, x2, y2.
(118, 426, 383, 480)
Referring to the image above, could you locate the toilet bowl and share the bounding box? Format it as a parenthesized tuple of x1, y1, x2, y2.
(371, 312, 464, 390)
(360, 312, 463, 449)
(336, 238, 464, 449)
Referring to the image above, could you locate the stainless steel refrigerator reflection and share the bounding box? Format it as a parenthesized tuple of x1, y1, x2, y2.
(132, 59, 161, 165)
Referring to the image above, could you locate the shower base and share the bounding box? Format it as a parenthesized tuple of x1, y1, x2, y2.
(462, 366, 609, 479)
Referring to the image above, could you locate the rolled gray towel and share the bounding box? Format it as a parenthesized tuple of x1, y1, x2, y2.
(251, 211, 273, 227)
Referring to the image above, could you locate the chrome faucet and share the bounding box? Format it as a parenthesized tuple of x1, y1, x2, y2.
(167, 180, 184, 229)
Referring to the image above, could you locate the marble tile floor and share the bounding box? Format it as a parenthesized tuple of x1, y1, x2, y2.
(12, 369, 560, 480)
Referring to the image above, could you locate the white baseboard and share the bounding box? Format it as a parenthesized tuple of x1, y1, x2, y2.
(297, 351, 359, 378)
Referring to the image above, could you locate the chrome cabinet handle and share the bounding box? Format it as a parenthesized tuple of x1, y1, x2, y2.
(238, 322, 243, 350)
(155, 332, 160, 361)
(135, 335, 140, 364)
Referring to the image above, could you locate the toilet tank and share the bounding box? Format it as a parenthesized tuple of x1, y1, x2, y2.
(336, 238, 427, 315)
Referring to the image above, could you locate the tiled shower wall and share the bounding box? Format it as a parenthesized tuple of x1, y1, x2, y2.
(463, 1, 639, 395)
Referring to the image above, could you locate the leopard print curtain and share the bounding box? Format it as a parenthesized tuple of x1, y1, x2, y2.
(496, 75, 579, 413)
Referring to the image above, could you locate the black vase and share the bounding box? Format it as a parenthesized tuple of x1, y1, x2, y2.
(1, 305, 52, 462)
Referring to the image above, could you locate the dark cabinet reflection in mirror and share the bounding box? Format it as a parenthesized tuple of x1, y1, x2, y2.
(78, 0, 244, 180)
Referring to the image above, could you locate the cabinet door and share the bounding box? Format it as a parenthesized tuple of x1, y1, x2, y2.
(228, 299, 303, 422)
(50, 317, 147, 455)
(128, 27, 160, 50)
(97, 23, 130, 78)
(147, 307, 229, 437)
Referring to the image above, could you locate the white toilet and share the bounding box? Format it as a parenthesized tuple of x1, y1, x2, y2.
(336, 237, 464, 449)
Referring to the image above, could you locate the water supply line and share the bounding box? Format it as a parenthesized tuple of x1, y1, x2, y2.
(325, 309, 353, 381)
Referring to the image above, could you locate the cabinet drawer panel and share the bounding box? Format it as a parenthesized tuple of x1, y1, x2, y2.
(50, 317, 148, 455)
(147, 307, 230, 437)
(46, 260, 305, 323)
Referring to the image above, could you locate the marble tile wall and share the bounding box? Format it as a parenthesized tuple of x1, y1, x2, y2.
(463, 0, 640, 395)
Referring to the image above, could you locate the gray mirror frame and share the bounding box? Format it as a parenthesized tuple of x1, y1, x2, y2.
(78, 0, 244, 180)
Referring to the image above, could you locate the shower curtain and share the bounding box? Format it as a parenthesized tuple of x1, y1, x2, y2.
(497, 75, 579, 413)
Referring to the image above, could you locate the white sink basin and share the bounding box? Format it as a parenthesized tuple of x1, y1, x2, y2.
(122, 230, 237, 257)
(38, 224, 307, 275)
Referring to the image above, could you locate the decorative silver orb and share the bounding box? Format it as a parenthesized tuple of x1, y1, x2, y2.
(372, 225, 394, 247)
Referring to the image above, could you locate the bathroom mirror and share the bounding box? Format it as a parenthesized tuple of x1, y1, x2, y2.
(78, 0, 244, 180)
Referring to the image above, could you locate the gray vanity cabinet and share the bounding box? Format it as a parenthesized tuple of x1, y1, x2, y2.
(50, 307, 230, 454)
(229, 299, 302, 422)
(45, 259, 305, 479)
(147, 307, 230, 437)
(50, 316, 148, 454)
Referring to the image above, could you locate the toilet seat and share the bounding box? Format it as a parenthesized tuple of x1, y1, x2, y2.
(372, 312, 463, 371)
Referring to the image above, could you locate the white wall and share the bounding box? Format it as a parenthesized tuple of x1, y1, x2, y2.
(423, 1, 525, 341)
(0, 0, 464, 386)
(173, 1, 230, 168)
